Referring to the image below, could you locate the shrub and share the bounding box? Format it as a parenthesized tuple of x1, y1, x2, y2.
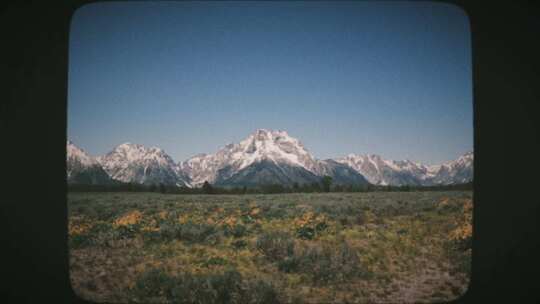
(131, 268, 240, 304)
(201, 256, 228, 267)
(241, 280, 280, 304)
(157, 221, 219, 244)
(240, 214, 256, 224)
(356, 213, 367, 226)
(337, 215, 355, 227)
(115, 224, 140, 239)
(225, 224, 248, 238)
(231, 239, 248, 250)
(296, 226, 316, 240)
(131, 268, 281, 304)
(264, 207, 288, 219)
(455, 251, 472, 277)
(256, 232, 295, 262)
(277, 256, 300, 273)
(95, 207, 117, 221)
(69, 233, 92, 249)
(397, 228, 408, 235)
(131, 268, 172, 299)
(69, 222, 119, 248)
(178, 221, 219, 244)
(74, 204, 89, 215)
(449, 199, 473, 251)
(157, 222, 181, 241)
(293, 212, 328, 240)
(292, 241, 365, 284)
(167, 270, 240, 304)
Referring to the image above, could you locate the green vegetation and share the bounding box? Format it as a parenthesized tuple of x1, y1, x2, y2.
(130, 268, 279, 304)
(68, 191, 472, 303)
(67, 181, 473, 194)
(321, 176, 333, 192)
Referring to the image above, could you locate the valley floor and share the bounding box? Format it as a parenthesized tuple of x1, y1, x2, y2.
(68, 191, 472, 303)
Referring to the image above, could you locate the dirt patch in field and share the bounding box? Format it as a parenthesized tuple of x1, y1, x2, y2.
(69, 240, 146, 303)
(382, 258, 469, 303)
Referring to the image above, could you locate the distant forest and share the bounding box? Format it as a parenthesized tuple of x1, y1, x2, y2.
(68, 180, 473, 195)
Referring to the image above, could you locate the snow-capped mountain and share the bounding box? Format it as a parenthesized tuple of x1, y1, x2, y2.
(180, 129, 325, 187)
(97, 143, 190, 186)
(67, 129, 472, 188)
(214, 159, 322, 187)
(313, 159, 371, 186)
(426, 151, 473, 185)
(334, 152, 473, 186)
(67, 141, 113, 184)
(180, 129, 369, 187)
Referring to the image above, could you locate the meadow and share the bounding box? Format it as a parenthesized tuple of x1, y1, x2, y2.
(68, 191, 472, 303)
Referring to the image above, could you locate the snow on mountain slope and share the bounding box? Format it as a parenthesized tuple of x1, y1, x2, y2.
(426, 151, 473, 185)
(68, 130, 472, 188)
(98, 143, 189, 186)
(67, 140, 99, 171)
(67, 141, 113, 184)
(334, 154, 417, 185)
(314, 159, 370, 186)
(180, 129, 321, 186)
(214, 159, 322, 187)
(334, 152, 473, 186)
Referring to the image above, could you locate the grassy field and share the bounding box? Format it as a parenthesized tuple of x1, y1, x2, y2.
(68, 191, 472, 303)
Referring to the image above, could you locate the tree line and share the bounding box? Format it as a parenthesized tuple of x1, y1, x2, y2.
(68, 176, 472, 194)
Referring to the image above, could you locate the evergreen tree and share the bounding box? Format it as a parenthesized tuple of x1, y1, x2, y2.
(159, 183, 166, 193)
(202, 181, 213, 194)
(322, 176, 333, 192)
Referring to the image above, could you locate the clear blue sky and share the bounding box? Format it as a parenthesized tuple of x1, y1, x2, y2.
(68, 1, 472, 165)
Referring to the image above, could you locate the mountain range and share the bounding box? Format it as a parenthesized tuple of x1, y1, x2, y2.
(67, 129, 473, 188)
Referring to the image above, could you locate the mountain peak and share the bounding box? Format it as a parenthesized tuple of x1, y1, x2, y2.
(334, 151, 473, 186)
(67, 133, 473, 188)
(254, 128, 271, 134)
(66, 140, 101, 171)
(182, 129, 318, 186)
(251, 129, 290, 138)
(99, 142, 188, 186)
(66, 140, 113, 184)
(462, 151, 474, 158)
(115, 142, 139, 149)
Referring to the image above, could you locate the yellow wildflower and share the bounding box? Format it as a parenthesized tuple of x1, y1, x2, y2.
(463, 199, 473, 213)
(293, 211, 327, 229)
(249, 208, 261, 216)
(449, 198, 473, 241)
(113, 210, 143, 227)
(222, 216, 237, 227)
(141, 225, 160, 232)
(450, 222, 472, 241)
(157, 211, 168, 220)
(141, 218, 160, 232)
(315, 214, 327, 222)
(68, 221, 92, 236)
(178, 214, 190, 224)
(438, 197, 450, 208)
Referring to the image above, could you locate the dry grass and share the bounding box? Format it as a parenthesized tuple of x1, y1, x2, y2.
(68, 191, 472, 303)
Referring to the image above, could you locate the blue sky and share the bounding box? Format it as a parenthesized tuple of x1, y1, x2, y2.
(68, 1, 472, 165)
